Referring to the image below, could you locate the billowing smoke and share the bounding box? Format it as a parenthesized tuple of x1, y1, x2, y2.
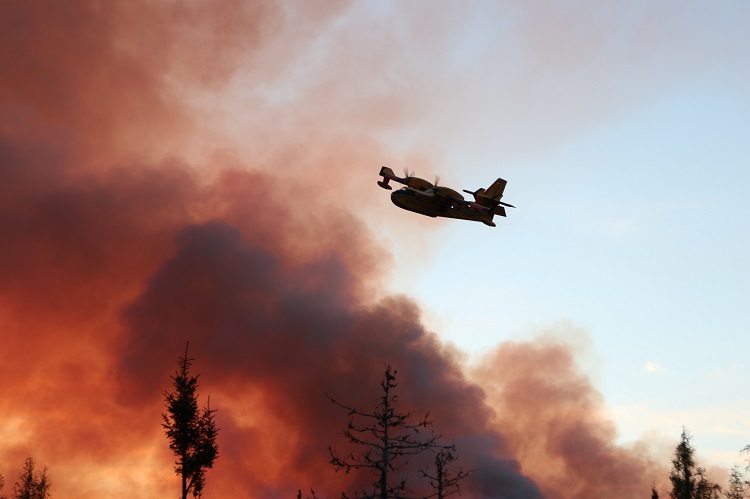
(474, 336, 665, 498)
(0, 1, 666, 497)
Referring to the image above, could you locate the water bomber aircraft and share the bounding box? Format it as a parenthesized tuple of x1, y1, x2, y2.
(377, 166, 514, 227)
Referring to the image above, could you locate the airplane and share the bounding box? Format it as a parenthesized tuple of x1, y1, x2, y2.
(377, 166, 514, 227)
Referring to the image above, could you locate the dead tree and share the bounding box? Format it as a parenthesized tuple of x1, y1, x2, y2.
(328, 365, 447, 499)
(420, 447, 469, 498)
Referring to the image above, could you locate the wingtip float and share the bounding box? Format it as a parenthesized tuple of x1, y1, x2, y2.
(377, 166, 514, 227)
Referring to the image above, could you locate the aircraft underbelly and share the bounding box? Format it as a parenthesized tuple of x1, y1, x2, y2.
(390, 191, 493, 225)
(391, 194, 440, 217)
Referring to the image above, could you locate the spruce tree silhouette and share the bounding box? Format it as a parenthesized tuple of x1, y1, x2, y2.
(669, 428, 697, 499)
(5, 458, 50, 499)
(162, 343, 219, 499)
(724, 465, 746, 499)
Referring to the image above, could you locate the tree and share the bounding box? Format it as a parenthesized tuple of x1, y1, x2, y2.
(723, 465, 745, 499)
(163, 343, 219, 499)
(328, 365, 451, 499)
(694, 467, 721, 499)
(670, 428, 697, 499)
(667, 428, 723, 499)
(11, 458, 50, 499)
(420, 447, 470, 499)
(652, 482, 660, 499)
(297, 490, 350, 499)
(742, 446, 750, 492)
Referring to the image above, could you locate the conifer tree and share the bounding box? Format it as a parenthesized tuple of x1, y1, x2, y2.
(11, 458, 50, 499)
(163, 343, 219, 499)
(723, 465, 745, 499)
(668, 428, 722, 499)
(694, 467, 721, 499)
(670, 428, 697, 499)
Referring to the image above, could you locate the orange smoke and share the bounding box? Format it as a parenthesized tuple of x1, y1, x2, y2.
(1, 1, 666, 497)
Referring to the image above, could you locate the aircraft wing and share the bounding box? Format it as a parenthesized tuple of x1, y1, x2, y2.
(408, 177, 434, 190)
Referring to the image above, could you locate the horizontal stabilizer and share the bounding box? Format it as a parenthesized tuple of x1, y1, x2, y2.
(379, 166, 396, 178)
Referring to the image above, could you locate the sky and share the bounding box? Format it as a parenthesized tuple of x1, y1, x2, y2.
(0, 1, 748, 498)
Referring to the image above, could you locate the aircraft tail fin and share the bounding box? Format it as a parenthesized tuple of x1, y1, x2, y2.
(474, 178, 514, 209)
(484, 178, 507, 200)
(463, 179, 507, 208)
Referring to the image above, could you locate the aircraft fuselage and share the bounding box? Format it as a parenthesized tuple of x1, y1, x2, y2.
(390, 188, 496, 227)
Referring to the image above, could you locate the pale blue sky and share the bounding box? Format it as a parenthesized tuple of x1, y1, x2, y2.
(394, 82, 750, 464)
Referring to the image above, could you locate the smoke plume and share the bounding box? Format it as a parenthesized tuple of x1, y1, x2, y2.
(0, 1, 667, 497)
